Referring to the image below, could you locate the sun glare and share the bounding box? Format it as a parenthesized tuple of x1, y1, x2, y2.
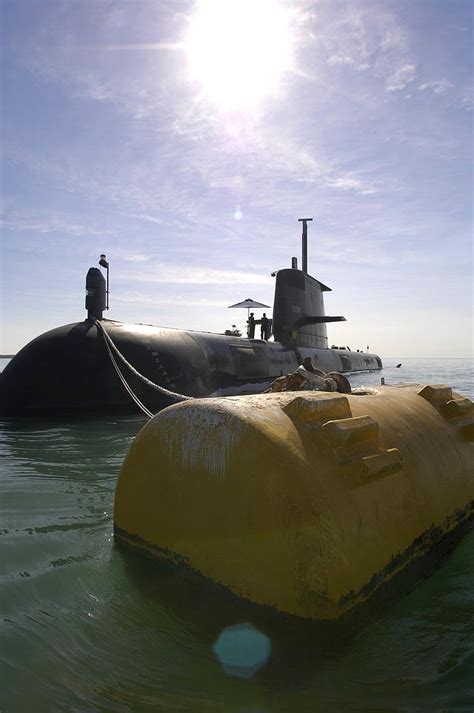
(185, 0, 293, 112)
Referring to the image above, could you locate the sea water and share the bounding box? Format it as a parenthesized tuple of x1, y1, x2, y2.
(1, 358, 473, 712)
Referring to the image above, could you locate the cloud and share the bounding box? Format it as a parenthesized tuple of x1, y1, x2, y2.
(13, 1, 185, 121)
(380, 24, 407, 52)
(122, 254, 151, 263)
(418, 79, 453, 95)
(112, 292, 230, 308)
(326, 175, 378, 195)
(386, 63, 416, 92)
(311, 2, 413, 86)
(114, 262, 271, 286)
(326, 54, 371, 72)
(327, 55, 355, 66)
(461, 95, 473, 111)
(0, 212, 112, 237)
(129, 214, 166, 225)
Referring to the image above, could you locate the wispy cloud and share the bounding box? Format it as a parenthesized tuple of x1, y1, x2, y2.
(14, 1, 185, 121)
(122, 254, 151, 263)
(380, 24, 407, 52)
(461, 95, 473, 111)
(419, 79, 453, 95)
(115, 263, 271, 286)
(311, 2, 416, 92)
(326, 176, 378, 195)
(0, 212, 113, 237)
(386, 63, 416, 92)
(327, 55, 355, 66)
(129, 214, 166, 225)
(113, 292, 231, 309)
(326, 54, 371, 72)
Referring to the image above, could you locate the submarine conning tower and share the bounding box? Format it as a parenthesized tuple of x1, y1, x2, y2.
(85, 267, 106, 320)
(272, 218, 346, 348)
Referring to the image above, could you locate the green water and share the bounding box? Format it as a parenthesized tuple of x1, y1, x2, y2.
(1, 359, 474, 712)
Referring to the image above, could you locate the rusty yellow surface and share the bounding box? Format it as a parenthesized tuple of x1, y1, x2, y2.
(114, 385, 474, 620)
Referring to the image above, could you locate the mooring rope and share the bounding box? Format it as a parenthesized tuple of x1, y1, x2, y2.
(94, 320, 349, 418)
(100, 328, 155, 418)
(94, 320, 194, 417)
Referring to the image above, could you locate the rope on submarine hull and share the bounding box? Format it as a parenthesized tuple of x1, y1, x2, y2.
(95, 320, 351, 418)
(95, 319, 194, 419)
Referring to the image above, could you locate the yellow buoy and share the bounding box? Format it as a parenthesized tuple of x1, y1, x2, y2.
(114, 384, 474, 620)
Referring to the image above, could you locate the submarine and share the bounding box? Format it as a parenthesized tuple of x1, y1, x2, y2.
(0, 220, 382, 417)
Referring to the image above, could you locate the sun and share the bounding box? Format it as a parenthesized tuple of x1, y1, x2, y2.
(185, 0, 293, 112)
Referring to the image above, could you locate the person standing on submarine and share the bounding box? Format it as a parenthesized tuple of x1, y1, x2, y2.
(247, 313, 256, 339)
(260, 313, 270, 340)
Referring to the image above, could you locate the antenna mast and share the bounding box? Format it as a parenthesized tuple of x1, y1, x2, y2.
(298, 217, 313, 274)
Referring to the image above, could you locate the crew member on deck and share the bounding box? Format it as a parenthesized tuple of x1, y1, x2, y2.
(247, 313, 256, 339)
(261, 313, 269, 340)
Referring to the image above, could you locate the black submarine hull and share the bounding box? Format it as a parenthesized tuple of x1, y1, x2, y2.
(0, 320, 382, 417)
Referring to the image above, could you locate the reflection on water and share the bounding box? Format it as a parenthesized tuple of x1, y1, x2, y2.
(1, 359, 473, 712)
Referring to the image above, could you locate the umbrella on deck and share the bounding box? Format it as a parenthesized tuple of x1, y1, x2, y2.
(228, 298, 270, 320)
(228, 298, 271, 338)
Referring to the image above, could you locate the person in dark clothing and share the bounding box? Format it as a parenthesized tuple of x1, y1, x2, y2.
(303, 356, 315, 372)
(247, 313, 256, 339)
(260, 313, 269, 340)
(265, 319, 272, 340)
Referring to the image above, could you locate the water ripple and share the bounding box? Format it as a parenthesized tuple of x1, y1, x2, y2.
(1, 364, 473, 712)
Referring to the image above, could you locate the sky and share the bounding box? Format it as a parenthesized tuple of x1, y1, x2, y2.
(1, 0, 472, 357)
